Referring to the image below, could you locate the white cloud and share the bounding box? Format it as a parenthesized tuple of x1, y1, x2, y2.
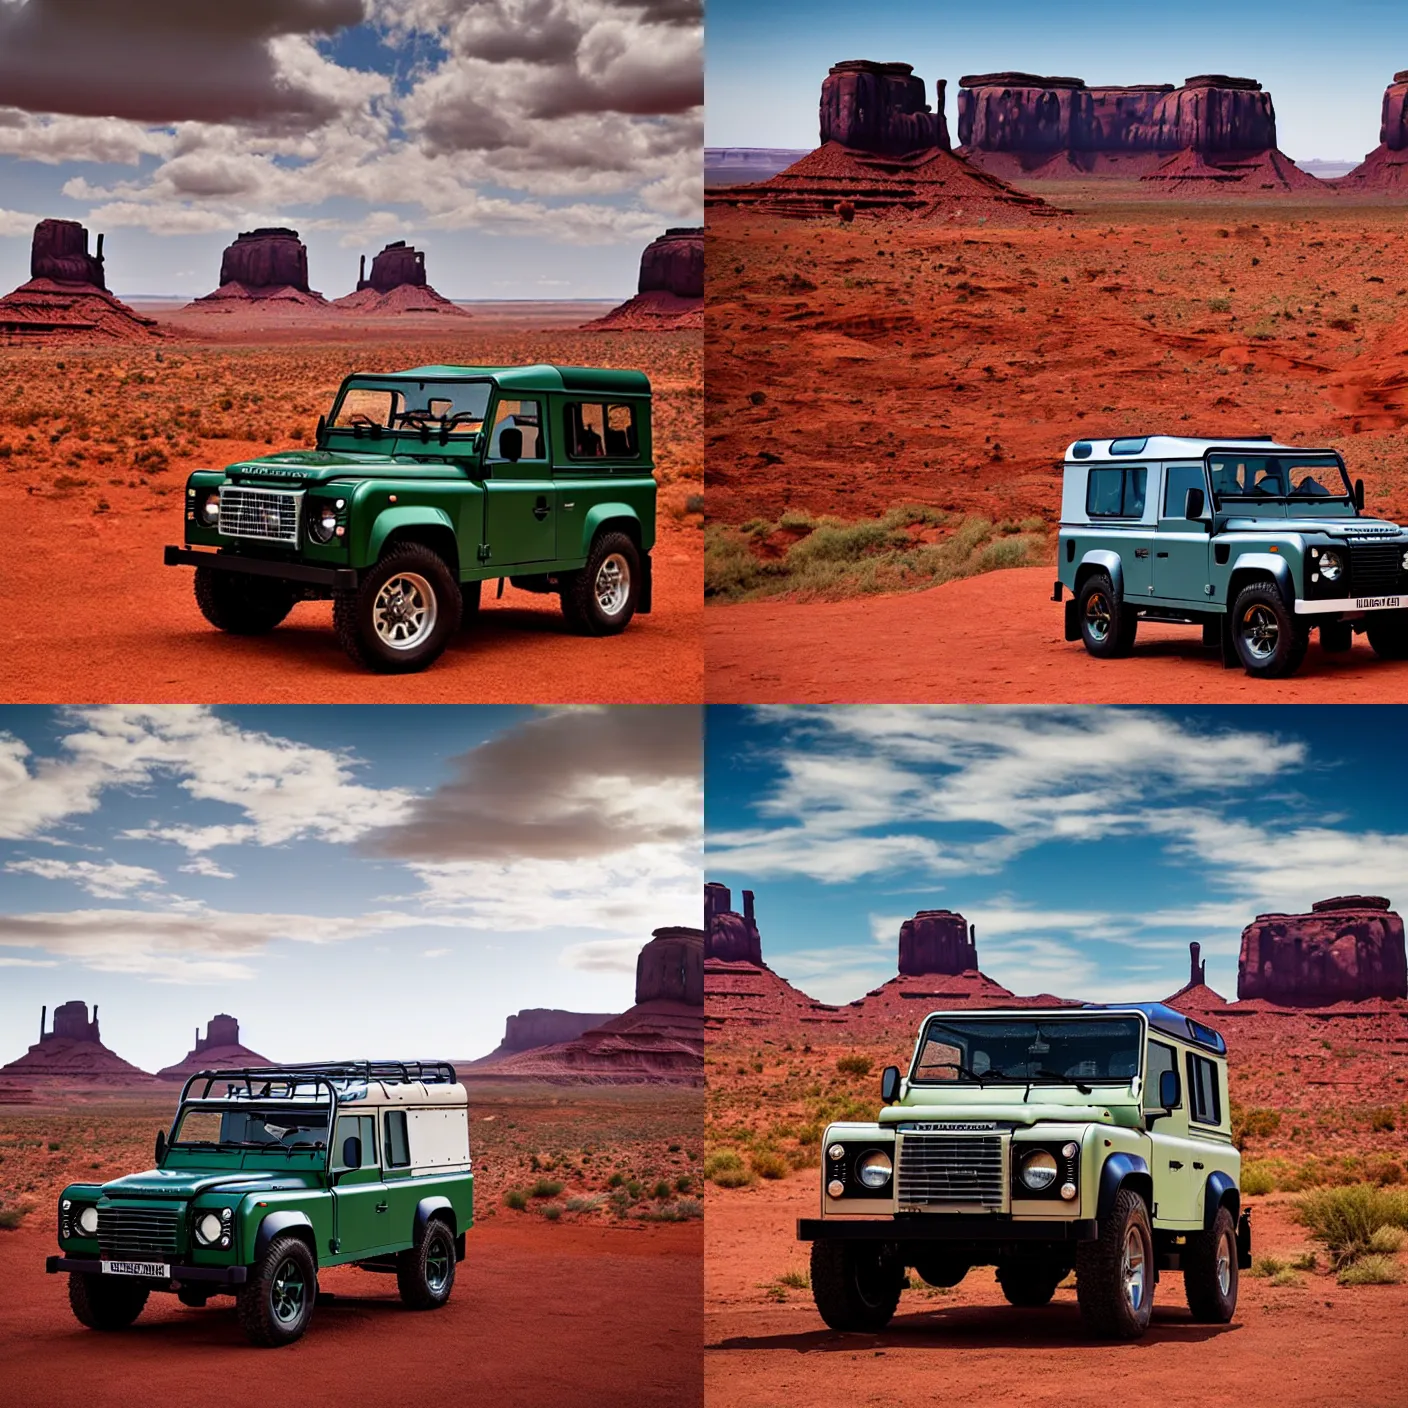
(179, 856, 236, 880)
(6, 857, 165, 898)
(559, 936, 640, 972)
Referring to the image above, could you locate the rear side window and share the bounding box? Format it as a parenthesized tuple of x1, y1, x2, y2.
(1087, 466, 1147, 518)
(1163, 464, 1207, 518)
(384, 1110, 410, 1168)
(565, 402, 639, 459)
(1186, 1053, 1221, 1125)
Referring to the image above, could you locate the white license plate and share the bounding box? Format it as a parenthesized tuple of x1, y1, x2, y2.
(1357, 596, 1402, 610)
(101, 1259, 168, 1278)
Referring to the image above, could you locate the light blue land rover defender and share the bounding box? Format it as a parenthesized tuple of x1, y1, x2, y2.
(1054, 436, 1408, 678)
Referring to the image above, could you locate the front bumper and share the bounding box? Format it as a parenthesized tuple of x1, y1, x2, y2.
(164, 546, 357, 591)
(46, 1255, 248, 1285)
(798, 1216, 1098, 1243)
(1295, 593, 1405, 615)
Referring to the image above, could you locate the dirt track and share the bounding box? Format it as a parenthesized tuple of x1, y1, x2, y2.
(0, 1218, 701, 1408)
(705, 565, 1408, 702)
(706, 1179, 1408, 1408)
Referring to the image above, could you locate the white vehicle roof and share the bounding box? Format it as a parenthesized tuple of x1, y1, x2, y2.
(1062, 435, 1324, 462)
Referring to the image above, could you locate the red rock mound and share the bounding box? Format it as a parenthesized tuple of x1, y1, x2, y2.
(467, 1007, 619, 1066)
(191, 227, 326, 308)
(821, 60, 949, 155)
(1141, 145, 1325, 194)
(0, 1002, 155, 1085)
(156, 1013, 269, 1081)
(1340, 71, 1408, 189)
(585, 228, 703, 330)
(333, 241, 467, 315)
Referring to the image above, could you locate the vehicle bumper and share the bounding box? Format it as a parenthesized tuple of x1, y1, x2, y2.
(797, 1217, 1098, 1243)
(1295, 594, 1405, 615)
(46, 1255, 248, 1285)
(164, 546, 358, 591)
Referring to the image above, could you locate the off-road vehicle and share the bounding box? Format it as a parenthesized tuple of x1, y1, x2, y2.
(165, 364, 656, 673)
(46, 1062, 472, 1347)
(799, 1005, 1250, 1340)
(1053, 436, 1408, 678)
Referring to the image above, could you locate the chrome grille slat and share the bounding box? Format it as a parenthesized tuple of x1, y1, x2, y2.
(897, 1134, 1005, 1207)
(98, 1206, 180, 1259)
(1347, 543, 1406, 596)
(218, 486, 303, 544)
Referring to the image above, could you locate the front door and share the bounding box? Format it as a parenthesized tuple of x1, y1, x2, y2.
(1153, 462, 1213, 604)
(482, 396, 555, 565)
(1144, 1039, 1199, 1228)
(331, 1113, 390, 1257)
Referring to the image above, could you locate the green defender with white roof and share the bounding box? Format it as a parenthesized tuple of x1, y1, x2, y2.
(164, 364, 656, 672)
(1053, 435, 1408, 678)
(798, 1006, 1250, 1340)
(46, 1063, 472, 1347)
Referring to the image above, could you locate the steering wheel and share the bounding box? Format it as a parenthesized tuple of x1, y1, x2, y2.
(346, 413, 376, 427)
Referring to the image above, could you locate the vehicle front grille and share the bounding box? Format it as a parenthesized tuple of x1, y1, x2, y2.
(218, 486, 303, 544)
(1347, 543, 1407, 597)
(897, 1134, 1006, 1208)
(97, 1205, 181, 1261)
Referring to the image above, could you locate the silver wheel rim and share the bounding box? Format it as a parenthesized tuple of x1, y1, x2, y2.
(271, 1257, 306, 1325)
(1122, 1226, 1147, 1313)
(1085, 590, 1111, 642)
(1241, 603, 1279, 661)
(1217, 1234, 1232, 1296)
(373, 572, 437, 650)
(426, 1232, 451, 1294)
(595, 552, 630, 616)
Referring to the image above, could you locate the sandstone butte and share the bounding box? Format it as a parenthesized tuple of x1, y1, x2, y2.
(0, 219, 160, 343)
(190, 227, 328, 308)
(0, 1001, 156, 1086)
(332, 240, 467, 315)
(155, 1013, 270, 1081)
(704, 59, 1058, 223)
(584, 227, 703, 330)
(956, 71, 1324, 194)
(1340, 69, 1408, 189)
(470, 926, 704, 1083)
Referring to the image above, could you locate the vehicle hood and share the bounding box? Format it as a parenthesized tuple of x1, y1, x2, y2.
(222, 450, 469, 485)
(880, 1101, 1137, 1128)
(101, 1168, 319, 1199)
(1221, 514, 1408, 539)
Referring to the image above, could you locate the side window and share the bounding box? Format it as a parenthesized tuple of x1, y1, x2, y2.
(384, 1110, 410, 1169)
(1163, 464, 1207, 518)
(332, 1114, 377, 1168)
(566, 402, 607, 458)
(604, 403, 638, 457)
(488, 399, 543, 460)
(1144, 1040, 1178, 1112)
(1186, 1053, 1222, 1125)
(1087, 466, 1147, 519)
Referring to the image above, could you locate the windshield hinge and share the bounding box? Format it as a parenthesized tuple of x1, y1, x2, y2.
(477, 543, 491, 563)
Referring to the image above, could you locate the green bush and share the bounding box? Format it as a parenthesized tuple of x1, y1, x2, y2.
(1251, 1254, 1286, 1278)
(705, 1150, 754, 1188)
(543, 1205, 562, 1222)
(1268, 1267, 1302, 1287)
(1241, 1163, 1276, 1197)
(1337, 1254, 1402, 1286)
(1368, 1108, 1397, 1133)
(835, 1054, 873, 1078)
(530, 1178, 564, 1199)
(0, 1206, 29, 1231)
(652, 1180, 673, 1200)
(1368, 1225, 1405, 1254)
(607, 1171, 625, 1188)
(776, 1268, 810, 1289)
(750, 1149, 790, 1180)
(1293, 1184, 1408, 1266)
(504, 1190, 528, 1211)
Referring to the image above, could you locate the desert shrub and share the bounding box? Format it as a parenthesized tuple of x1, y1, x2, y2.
(652, 1180, 673, 1200)
(1232, 1106, 1281, 1145)
(705, 1150, 754, 1188)
(750, 1149, 789, 1180)
(1368, 1107, 1397, 1133)
(835, 1054, 872, 1078)
(542, 1205, 562, 1222)
(1208, 297, 1232, 313)
(1368, 1158, 1404, 1187)
(0, 1205, 29, 1230)
(1241, 1163, 1277, 1196)
(1337, 1254, 1402, 1286)
(626, 1180, 642, 1199)
(529, 1178, 564, 1199)
(565, 1196, 602, 1213)
(1291, 1251, 1318, 1271)
(1293, 1184, 1408, 1266)
(777, 1268, 810, 1289)
(1268, 1268, 1302, 1287)
(675, 1175, 693, 1194)
(607, 1171, 625, 1188)
(504, 1189, 528, 1211)
(1251, 1254, 1286, 1278)
(1368, 1225, 1405, 1255)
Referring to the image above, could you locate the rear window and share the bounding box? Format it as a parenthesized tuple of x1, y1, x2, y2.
(565, 402, 639, 459)
(1186, 1052, 1222, 1125)
(1087, 466, 1147, 519)
(384, 1110, 410, 1168)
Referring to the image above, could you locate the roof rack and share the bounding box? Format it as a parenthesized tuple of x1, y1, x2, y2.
(179, 1061, 458, 1104)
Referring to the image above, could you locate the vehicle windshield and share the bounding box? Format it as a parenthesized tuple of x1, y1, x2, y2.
(1207, 453, 1350, 503)
(171, 1104, 330, 1151)
(328, 379, 491, 439)
(911, 1017, 1144, 1086)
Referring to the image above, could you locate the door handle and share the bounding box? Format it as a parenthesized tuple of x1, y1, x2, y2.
(1168, 1160, 1183, 1170)
(375, 1202, 388, 1213)
(1155, 551, 1169, 558)
(533, 497, 550, 521)
(1193, 1161, 1205, 1171)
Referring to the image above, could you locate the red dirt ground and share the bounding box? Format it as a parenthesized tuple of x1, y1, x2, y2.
(706, 564, 1408, 702)
(2, 318, 701, 703)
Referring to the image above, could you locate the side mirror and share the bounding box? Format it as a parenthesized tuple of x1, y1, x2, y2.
(1355, 478, 1365, 511)
(315, 414, 326, 447)
(499, 427, 523, 463)
(1184, 486, 1206, 521)
(154, 1129, 167, 1163)
(880, 1065, 901, 1104)
(341, 1136, 362, 1171)
(1159, 1068, 1180, 1110)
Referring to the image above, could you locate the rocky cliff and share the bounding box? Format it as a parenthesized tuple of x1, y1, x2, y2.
(1238, 895, 1408, 1004)
(897, 909, 978, 976)
(706, 881, 763, 965)
(30, 219, 106, 287)
(156, 1013, 269, 1080)
(333, 240, 461, 313)
(359, 240, 427, 292)
(636, 924, 704, 1006)
(585, 228, 703, 330)
(820, 60, 949, 155)
(0, 1002, 154, 1084)
(192, 227, 326, 305)
(1341, 70, 1408, 188)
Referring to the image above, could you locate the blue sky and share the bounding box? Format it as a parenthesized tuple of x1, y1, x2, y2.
(0, 2, 702, 299)
(0, 705, 701, 1072)
(706, 706, 1408, 1006)
(706, 0, 1406, 161)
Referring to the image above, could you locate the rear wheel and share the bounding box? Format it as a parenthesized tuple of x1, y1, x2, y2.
(560, 531, 640, 636)
(68, 1272, 148, 1331)
(1230, 583, 1308, 678)
(1367, 609, 1408, 660)
(237, 1235, 317, 1347)
(809, 1239, 903, 1332)
(397, 1218, 457, 1310)
(1076, 571, 1137, 658)
(194, 566, 295, 635)
(1076, 1187, 1155, 1339)
(1184, 1205, 1239, 1323)
(997, 1261, 1064, 1307)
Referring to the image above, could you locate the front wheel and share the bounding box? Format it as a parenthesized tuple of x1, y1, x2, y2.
(1367, 609, 1408, 660)
(1076, 571, 1137, 658)
(1184, 1205, 1239, 1323)
(68, 1273, 148, 1331)
(809, 1239, 903, 1333)
(194, 566, 295, 635)
(333, 543, 462, 673)
(1230, 583, 1307, 678)
(397, 1218, 457, 1310)
(236, 1234, 317, 1347)
(560, 531, 640, 636)
(1076, 1187, 1154, 1340)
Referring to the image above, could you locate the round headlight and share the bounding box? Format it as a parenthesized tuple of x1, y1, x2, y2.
(827, 1144, 845, 1162)
(827, 1179, 845, 1199)
(856, 1150, 893, 1189)
(1319, 550, 1342, 583)
(1061, 1182, 1078, 1201)
(309, 503, 338, 543)
(195, 1212, 223, 1245)
(77, 1205, 99, 1235)
(200, 492, 220, 525)
(1062, 1141, 1079, 1159)
(1020, 1149, 1059, 1192)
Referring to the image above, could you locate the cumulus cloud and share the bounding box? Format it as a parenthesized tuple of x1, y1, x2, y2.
(6, 857, 165, 898)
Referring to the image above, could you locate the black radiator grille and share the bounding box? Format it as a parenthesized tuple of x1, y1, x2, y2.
(97, 1205, 181, 1260)
(1348, 543, 1407, 597)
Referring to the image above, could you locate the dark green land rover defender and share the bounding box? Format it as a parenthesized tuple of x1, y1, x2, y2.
(164, 364, 656, 672)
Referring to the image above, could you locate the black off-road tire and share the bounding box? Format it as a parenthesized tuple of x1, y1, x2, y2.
(461, 578, 482, 620)
(1076, 571, 1138, 658)
(1076, 1187, 1155, 1340)
(1367, 609, 1408, 660)
(997, 1261, 1063, 1307)
(1184, 1205, 1239, 1323)
(194, 566, 295, 635)
(333, 543, 461, 673)
(68, 1272, 149, 1331)
(396, 1217, 457, 1310)
(1230, 582, 1308, 678)
(236, 1234, 317, 1347)
(560, 531, 640, 636)
(809, 1239, 903, 1333)
(1320, 620, 1353, 654)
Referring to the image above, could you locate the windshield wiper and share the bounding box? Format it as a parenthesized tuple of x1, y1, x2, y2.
(1036, 1068, 1093, 1094)
(922, 1060, 989, 1086)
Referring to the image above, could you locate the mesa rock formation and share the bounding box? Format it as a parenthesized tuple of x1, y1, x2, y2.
(1237, 896, 1408, 1004)
(0, 1002, 154, 1084)
(706, 59, 1057, 223)
(0, 220, 159, 342)
(333, 240, 464, 315)
(585, 228, 703, 330)
(898, 909, 979, 975)
(705, 881, 763, 964)
(1341, 70, 1408, 189)
(156, 1013, 269, 1080)
(192, 227, 326, 307)
(472, 1008, 620, 1065)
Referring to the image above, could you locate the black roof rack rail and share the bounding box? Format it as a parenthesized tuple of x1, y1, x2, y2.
(179, 1061, 458, 1104)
